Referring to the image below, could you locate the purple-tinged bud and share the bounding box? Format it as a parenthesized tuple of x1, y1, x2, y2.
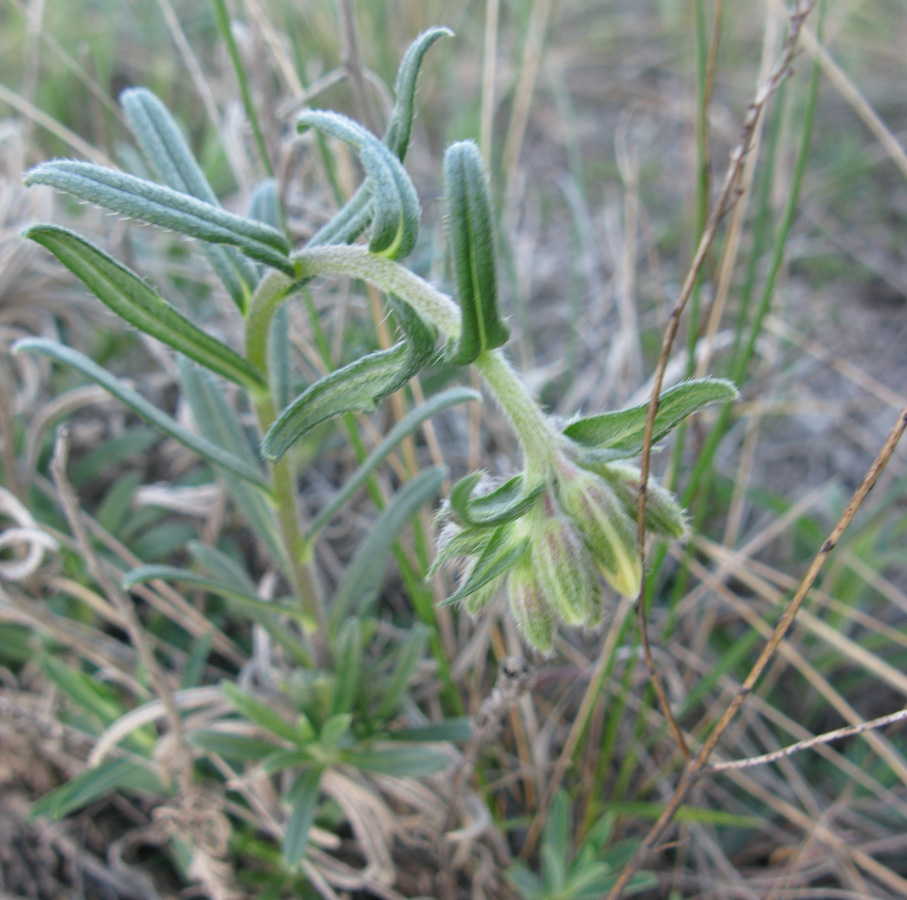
(507, 558, 554, 654)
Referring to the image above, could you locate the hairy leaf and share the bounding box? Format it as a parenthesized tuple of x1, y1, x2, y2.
(122, 564, 308, 625)
(26, 226, 265, 391)
(26, 160, 293, 275)
(284, 767, 323, 866)
(179, 362, 285, 564)
(449, 471, 545, 528)
(344, 745, 451, 777)
(30, 759, 162, 820)
(297, 110, 420, 260)
(443, 140, 509, 364)
(262, 298, 437, 462)
(443, 523, 530, 605)
(120, 86, 259, 308)
(384, 27, 453, 158)
(563, 378, 739, 458)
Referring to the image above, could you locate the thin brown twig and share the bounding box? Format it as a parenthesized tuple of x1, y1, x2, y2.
(633, 0, 816, 775)
(708, 708, 907, 775)
(606, 397, 907, 899)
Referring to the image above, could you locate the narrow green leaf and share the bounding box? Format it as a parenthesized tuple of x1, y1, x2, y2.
(329, 618, 362, 718)
(297, 110, 420, 260)
(305, 29, 448, 252)
(504, 863, 545, 900)
(26, 226, 265, 391)
(247, 178, 284, 231)
(41, 656, 123, 723)
(122, 564, 309, 625)
(543, 791, 570, 890)
(344, 745, 451, 777)
(443, 524, 530, 605)
(25, 160, 293, 276)
(30, 759, 163, 820)
(319, 713, 353, 748)
(443, 140, 509, 364)
(449, 471, 545, 528)
(13, 339, 268, 488)
(222, 683, 302, 745)
(306, 386, 479, 539)
(563, 378, 740, 457)
(329, 466, 446, 636)
(178, 362, 285, 563)
(284, 767, 323, 866)
(188, 730, 281, 761)
(262, 298, 437, 462)
(384, 27, 453, 159)
(376, 625, 428, 721)
(120, 86, 258, 308)
(187, 540, 257, 593)
(388, 718, 473, 743)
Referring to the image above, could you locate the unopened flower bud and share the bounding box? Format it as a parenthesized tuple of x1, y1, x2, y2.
(599, 462, 688, 541)
(507, 557, 554, 653)
(531, 509, 598, 626)
(559, 472, 642, 599)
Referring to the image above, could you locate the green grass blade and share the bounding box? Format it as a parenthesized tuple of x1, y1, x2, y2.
(13, 338, 268, 489)
(210, 0, 273, 178)
(25, 160, 293, 275)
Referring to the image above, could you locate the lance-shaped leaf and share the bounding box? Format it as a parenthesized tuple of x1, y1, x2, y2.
(329, 466, 446, 637)
(563, 378, 740, 459)
(26, 225, 265, 392)
(443, 523, 530, 606)
(120, 86, 259, 309)
(449, 471, 545, 528)
(384, 27, 453, 159)
(262, 298, 437, 462)
(25, 160, 293, 276)
(306, 385, 479, 541)
(13, 338, 268, 488)
(306, 30, 449, 252)
(284, 767, 324, 866)
(443, 140, 509, 364)
(297, 110, 420, 260)
(30, 759, 163, 820)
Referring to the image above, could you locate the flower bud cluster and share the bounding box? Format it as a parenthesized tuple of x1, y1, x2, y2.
(435, 456, 687, 653)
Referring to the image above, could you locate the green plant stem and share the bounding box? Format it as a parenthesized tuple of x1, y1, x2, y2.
(473, 349, 560, 479)
(283, 245, 562, 478)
